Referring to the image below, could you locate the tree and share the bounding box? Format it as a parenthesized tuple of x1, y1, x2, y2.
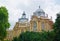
(0, 6, 10, 41)
(13, 31, 43, 41)
(53, 13, 60, 41)
(12, 37, 18, 41)
(12, 31, 54, 41)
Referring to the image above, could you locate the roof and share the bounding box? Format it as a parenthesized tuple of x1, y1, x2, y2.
(33, 6, 45, 17)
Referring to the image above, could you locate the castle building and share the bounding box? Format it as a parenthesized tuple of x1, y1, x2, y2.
(5, 6, 53, 41)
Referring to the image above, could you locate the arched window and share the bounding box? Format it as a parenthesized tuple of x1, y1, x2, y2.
(41, 22, 45, 30)
(33, 22, 37, 31)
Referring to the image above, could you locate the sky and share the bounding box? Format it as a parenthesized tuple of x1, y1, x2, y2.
(0, 0, 60, 30)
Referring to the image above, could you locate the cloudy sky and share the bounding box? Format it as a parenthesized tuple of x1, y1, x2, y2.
(0, 0, 60, 29)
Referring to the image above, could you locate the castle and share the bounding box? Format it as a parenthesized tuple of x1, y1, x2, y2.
(5, 6, 53, 41)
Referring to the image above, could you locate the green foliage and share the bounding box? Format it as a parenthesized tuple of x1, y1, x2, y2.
(18, 31, 40, 41)
(12, 31, 55, 41)
(54, 14, 60, 31)
(0, 6, 10, 41)
(12, 37, 18, 41)
(53, 13, 60, 41)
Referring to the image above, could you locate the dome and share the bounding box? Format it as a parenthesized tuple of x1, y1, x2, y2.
(19, 11, 28, 23)
(35, 6, 44, 13)
(19, 18, 28, 22)
(33, 6, 45, 17)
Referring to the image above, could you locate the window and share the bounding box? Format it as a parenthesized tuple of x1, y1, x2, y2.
(41, 22, 45, 30)
(33, 22, 37, 31)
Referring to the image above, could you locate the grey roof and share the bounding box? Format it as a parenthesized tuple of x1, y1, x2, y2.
(33, 6, 45, 17)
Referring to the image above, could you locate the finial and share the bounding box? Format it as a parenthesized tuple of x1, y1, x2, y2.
(23, 11, 25, 15)
(39, 6, 40, 8)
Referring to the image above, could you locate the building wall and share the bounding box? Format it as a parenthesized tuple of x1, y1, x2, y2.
(6, 15, 53, 41)
(30, 16, 53, 32)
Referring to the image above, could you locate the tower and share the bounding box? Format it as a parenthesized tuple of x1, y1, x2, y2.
(19, 11, 28, 23)
(13, 11, 29, 37)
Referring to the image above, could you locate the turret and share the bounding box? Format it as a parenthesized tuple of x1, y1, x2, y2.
(18, 11, 28, 23)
